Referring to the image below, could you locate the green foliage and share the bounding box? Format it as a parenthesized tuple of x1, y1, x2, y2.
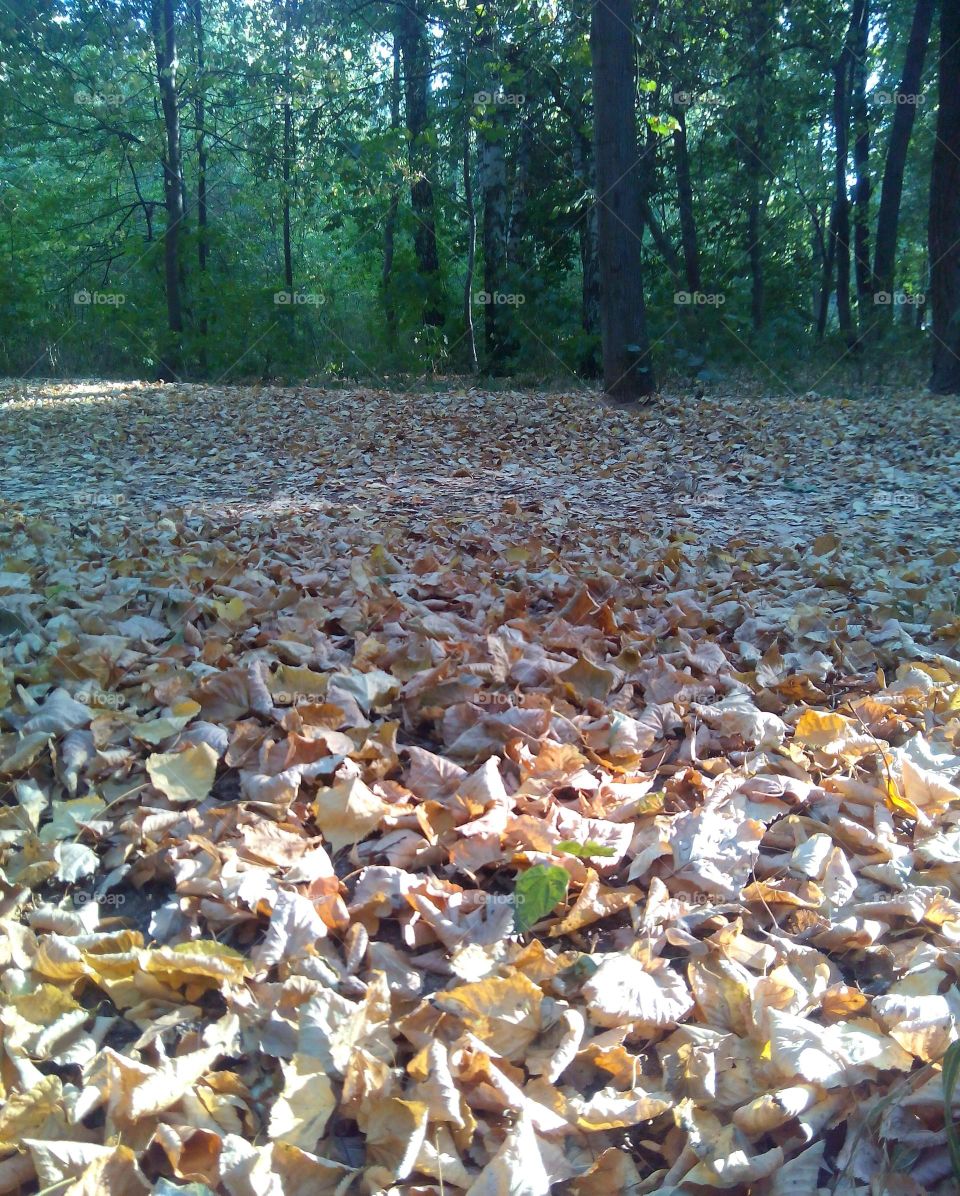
(513, 864, 569, 933)
(555, 840, 617, 858)
(0, 0, 939, 384)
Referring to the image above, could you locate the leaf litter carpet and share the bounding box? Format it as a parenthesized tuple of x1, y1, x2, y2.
(0, 379, 959, 1195)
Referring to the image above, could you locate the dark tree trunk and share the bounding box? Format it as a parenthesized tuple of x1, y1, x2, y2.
(151, 0, 185, 379)
(282, 100, 293, 291)
(191, 0, 208, 369)
(572, 119, 600, 374)
(591, 0, 654, 400)
(638, 194, 682, 280)
(191, 0, 207, 276)
(672, 108, 701, 294)
(479, 101, 508, 362)
(816, 211, 838, 340)
(851, 0, 871, 312)
(873, 0, 934, 306)
(638, 109, 681, 279)
(507, 104, 532, 268)
(281, 0, 296, 295)
(820, 0, 864, 342)
(929, 0, 960, 393)
(463, 118, 479, 372)
(399, 0, 443, 327)
(833, 48, 853, 342)
(382, 30, 401, 348)
(459, 51, 478, 372)
(476, 4, 510, 367)
(741, 2, 773, 333)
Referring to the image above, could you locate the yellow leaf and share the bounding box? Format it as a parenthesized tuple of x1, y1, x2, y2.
(312, 777, 387, 854)
(559, 655, 617, 703)
(268, 665, 329, 701)
(142, 941, 252, 988)
(212, 596, 246, 622)
(0, 1075, 65, 1150)
(268, 1054, 336, 1149)
(146, 743, 218, 804)
(793, 709, 876, 758)
(434, 972, 543, 1058)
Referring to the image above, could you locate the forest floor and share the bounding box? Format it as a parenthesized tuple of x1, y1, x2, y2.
(0, 378, 959, 1194)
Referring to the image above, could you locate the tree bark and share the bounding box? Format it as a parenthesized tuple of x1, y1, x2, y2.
(478, 110, 507, 362)
(191, 0, 208, 369)
(191, 0, 207, 276)
(929, 0, 960, 393)
(591, 0, 654, 400)
(672, 107, 701, 294)
(507, 104, 532, 268)
(476, 4, 510, 368)
(873, 0, 934, 306)
(382, 30, 401, 348)
(742, 3, 773, 333)
(399, 0, 443, 327)
(834, 49, 853, 341)
(819, 0, 864, 342)
(281, 0, 296, 294)
(572, 119, 600, 374)
(151, 0, 185, 379)
(851, 0, 871, 312)
(638, 105, 681, 279)
(463, 118, 479, 372)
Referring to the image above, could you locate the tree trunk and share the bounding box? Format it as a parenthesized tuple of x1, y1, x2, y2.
(151, 0, 184, 379)
(572, 119, 600, 374)
(591, 0, 654, 400)
(873, 0, 934, 306)
(282, 101, 293, 292)
(638, 107, 681, 279)
(476, 4, 510, 368)
(507, 104, 532, 268)
(742, 3, 773, 333)
(820, 0, 864, 343)
(816, 209, 838, 339)
(672, 107, 701, 294)
(463, 119, 479, 372)
(191, 0, 207, 277)
(478, 111, 507, 363)
(191, 0, 208, 369)
(851, 0, 871, 313)
(833, 49, 853, 341)
(399, 0, 443, 327)
(281, 0, 296, 295)
(929, 0, 960, 393)
(382, 30, 401, 348)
